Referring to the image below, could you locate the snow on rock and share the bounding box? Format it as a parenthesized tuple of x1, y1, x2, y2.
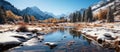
(0, 32, 21, 44)
(97, 32, 117, 41)
(0, 36, 21, 44)
(17, 32, 35, 39)
(38, 36, 44, 40)
(0, 31, 34, 45)
(28, 27, 42, 31)
(44, 42, 57, 49)
(80, 23, 120, 47)
(86, 31, 96, 36)
(22, 38, 40, 46)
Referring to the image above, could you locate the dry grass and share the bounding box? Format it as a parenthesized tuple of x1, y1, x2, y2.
(74, 24, 85, 30)
(93, 24, 103, 27)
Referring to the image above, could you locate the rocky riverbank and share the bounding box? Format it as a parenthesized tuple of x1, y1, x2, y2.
(1, 22, 120, 51)
(0, 23, 74, 51)
(75, 22, 120, 50)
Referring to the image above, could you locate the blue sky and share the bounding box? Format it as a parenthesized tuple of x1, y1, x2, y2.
(6, 0, 100, 15)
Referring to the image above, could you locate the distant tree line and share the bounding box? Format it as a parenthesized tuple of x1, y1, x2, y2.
(69, 7, 94, 22)
(68, 6, 114, 23)
(0, 5, 115, 24)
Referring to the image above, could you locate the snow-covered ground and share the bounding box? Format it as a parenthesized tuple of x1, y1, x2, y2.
(0, 24, 58, 49)
(0, 25, 47, 50)
(78, 23, 120, 48)
(1, 23, 120, 50)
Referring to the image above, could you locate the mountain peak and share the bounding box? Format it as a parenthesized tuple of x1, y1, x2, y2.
(22, 6, 54, 20)
(25, 7, 31, 10)
(31, 6, 39, 9)
(24, 6, 43, 13)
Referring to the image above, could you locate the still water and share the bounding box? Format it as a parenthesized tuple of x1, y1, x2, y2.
(7, 28, 114, 52)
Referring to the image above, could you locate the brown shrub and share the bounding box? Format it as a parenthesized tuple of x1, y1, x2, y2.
(31, 29, 38, 33)
(93, 9, 108, 20)
(16, 25, 29, 32)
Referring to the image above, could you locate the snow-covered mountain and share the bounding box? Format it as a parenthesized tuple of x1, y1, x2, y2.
(22, 6, 54, 20)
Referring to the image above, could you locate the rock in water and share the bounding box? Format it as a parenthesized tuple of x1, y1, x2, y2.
(37, 36, 44, 42)
(67, 41, 75, 46)
(63, 35, 67, 38)
(44, 42, 57, 49)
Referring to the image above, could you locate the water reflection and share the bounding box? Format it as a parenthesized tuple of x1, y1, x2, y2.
(6, 28, 117, 52)
(69, 29, 81, 38)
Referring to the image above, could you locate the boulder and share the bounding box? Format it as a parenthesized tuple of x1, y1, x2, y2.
(37, 36, 44, 42)
(97, 38, 104, 44)
(104, 33, 112, 37)
(36, 32, 45, 36)
(67, 41, 75, 46)
(103, 33, 116, 40)
(44, 42, 57, 49)
(12, 36, 28, 42)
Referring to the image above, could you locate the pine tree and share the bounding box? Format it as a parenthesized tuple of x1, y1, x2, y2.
(23, 14, 30, 23)
(73, 13, 76, 22)
(81, 10, 86, 22)
(78, 11, 81, 22)
(69, 13, 76, 22)
(84, 10, 88, 22)
(0, 6, 6, 24)
(85, 7, 93, 22)
(69, 13, 73, 22)
(106, 7, 114, 23)
(76, 11, 81, 22)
